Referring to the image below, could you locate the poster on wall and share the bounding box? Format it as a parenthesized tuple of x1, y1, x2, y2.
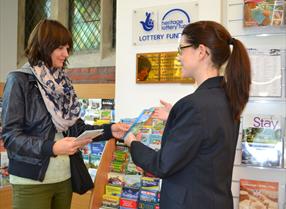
(136, 52, 194, 83)
(248, 48, 283, 97)
(244, 0, 286, 27)
(132, 2, 198, 45)
(239, 179, 279, 209)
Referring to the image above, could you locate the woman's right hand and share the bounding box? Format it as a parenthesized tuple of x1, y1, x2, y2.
(152, 100, 173, 121)
(52, 137, 92, 155)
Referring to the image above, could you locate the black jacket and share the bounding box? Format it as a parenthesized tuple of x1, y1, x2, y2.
(1, 68, 113, 181)
(131, 77, 239, 209)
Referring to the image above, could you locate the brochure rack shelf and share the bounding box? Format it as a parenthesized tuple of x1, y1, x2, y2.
(225, 1, 286, 208)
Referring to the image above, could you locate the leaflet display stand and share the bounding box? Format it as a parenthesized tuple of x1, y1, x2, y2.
(88, 139, 116, 209)
(225, 1, 286, 208)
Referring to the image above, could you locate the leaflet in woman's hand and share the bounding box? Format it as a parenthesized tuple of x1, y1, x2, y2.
(76, 129, 104, 141)
(123, 107, 155, 140)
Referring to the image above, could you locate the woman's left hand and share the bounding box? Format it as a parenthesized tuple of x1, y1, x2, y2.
(111, 123, 130, 139)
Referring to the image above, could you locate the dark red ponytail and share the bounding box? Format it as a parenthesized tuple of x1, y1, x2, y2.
(224, 38, 251, 121)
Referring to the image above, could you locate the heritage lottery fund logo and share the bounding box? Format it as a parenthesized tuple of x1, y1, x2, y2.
(133, 3, 198, 45)
(138, 8, 191, 42)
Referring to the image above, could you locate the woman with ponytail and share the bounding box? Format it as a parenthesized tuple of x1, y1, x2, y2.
(125, 21, 251, 209)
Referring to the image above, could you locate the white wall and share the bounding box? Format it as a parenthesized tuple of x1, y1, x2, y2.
(115, 0, 222, 120)
(0, 0, 18, 82)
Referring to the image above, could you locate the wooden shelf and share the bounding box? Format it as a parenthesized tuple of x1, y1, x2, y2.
(0, 186, 12, 209)
(0, 82, 4, 97)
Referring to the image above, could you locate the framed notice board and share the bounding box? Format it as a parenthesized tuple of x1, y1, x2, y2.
(136, 52, 194, 83)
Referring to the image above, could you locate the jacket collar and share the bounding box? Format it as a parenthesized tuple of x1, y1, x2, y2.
(18, 63, 36, 82)
(20, 63, 34, 75)
(196, 76, 224, 91)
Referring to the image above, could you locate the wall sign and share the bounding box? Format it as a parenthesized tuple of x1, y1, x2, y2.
(132, 2, 199, 45)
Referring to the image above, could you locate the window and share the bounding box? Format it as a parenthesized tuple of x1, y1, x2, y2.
(25, 0, 51, 47)
(112, 0, 116, 48)
(19, 0, 115, 68)
(69, 0, 101, 52)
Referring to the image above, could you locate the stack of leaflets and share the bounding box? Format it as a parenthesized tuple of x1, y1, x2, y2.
(101, 142, 160, 209)
(79, 98, 115, 125)
(78, 98, 114, 180)
(101, 107, 165, 208)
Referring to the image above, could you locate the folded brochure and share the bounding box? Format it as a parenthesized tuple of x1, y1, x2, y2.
(76, 129, 104, 141)
(123, 107, 155, 140)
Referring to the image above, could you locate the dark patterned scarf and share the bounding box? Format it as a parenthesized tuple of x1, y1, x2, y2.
(31, 62, 80, 132)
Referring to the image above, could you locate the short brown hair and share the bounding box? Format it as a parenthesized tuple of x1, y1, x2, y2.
(25, 19, 73, 68)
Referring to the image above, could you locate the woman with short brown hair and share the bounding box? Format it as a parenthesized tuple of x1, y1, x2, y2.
(1, 19, 128, 209)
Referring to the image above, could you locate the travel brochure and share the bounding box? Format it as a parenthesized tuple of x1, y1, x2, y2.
(122, 107, 165, 152)
(241, 114, 283, 167)
(239, 179, 279, 209)
(244, 0, 286, 27)
(123, 107, 155, 140)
